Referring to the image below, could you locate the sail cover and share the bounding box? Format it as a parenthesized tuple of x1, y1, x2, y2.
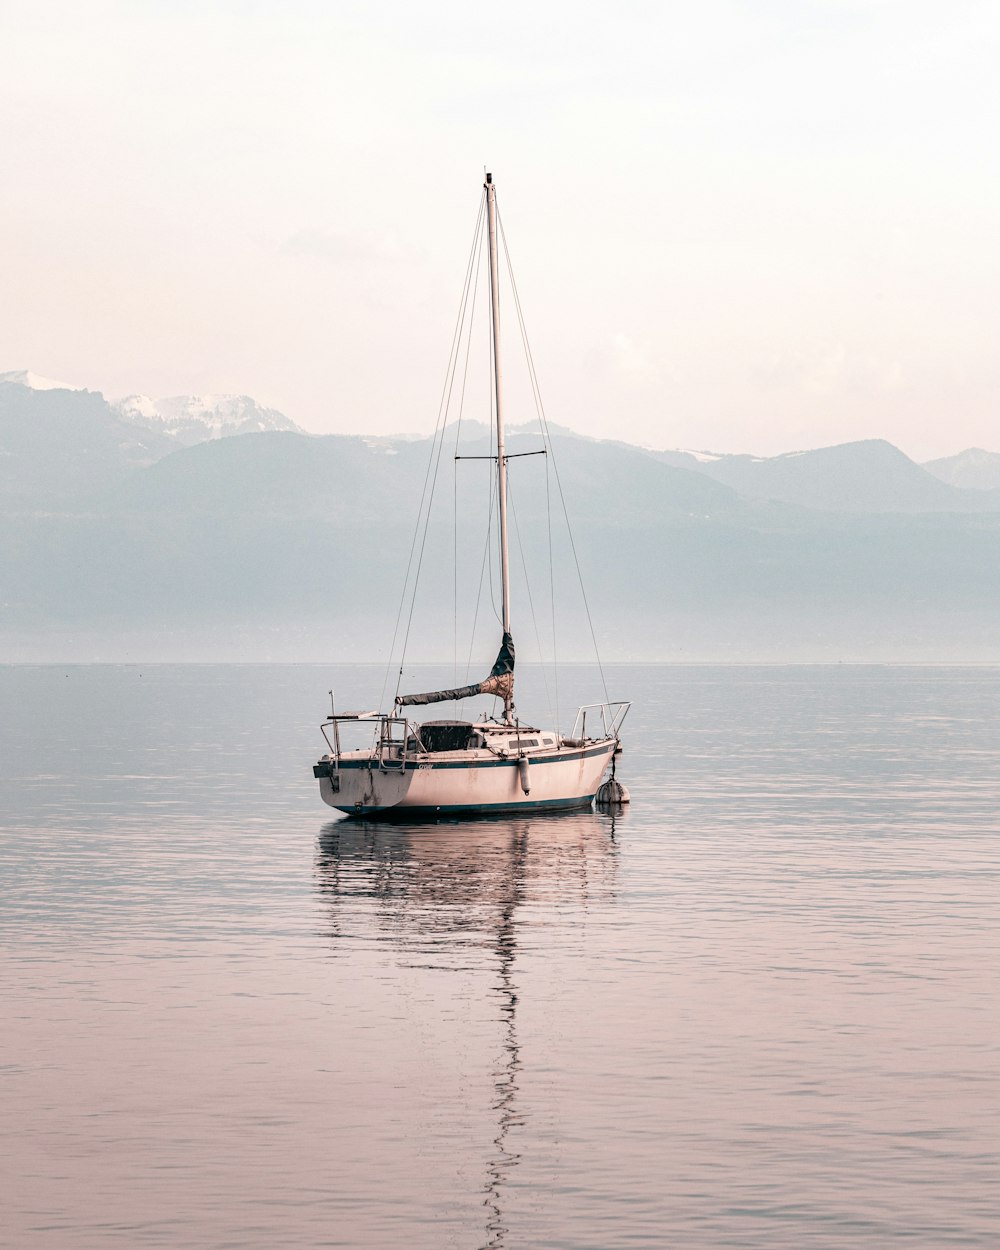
(396, 632, 514, 707)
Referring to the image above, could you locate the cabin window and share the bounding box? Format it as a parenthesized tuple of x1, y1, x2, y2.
(415, 721, 482, 752)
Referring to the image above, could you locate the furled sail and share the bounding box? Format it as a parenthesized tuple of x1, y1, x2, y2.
(396, 632, 514, 707)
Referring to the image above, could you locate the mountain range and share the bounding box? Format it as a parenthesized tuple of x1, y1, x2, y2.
(922, 448, 1000, 491)
(114, 392, 303, 446)
(653, 441, 1000, 512)
(3, 372, 1000, 662)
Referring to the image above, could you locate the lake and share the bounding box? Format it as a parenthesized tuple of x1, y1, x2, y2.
(2, 663, 999, 1248)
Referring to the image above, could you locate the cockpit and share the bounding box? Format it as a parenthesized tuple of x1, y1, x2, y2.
(406, 720, 486, 753)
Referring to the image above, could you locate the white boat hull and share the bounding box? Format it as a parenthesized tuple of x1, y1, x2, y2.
(318, 739, 617, 818)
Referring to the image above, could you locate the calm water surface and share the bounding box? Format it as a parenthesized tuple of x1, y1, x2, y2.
(2, 664, 999, 1248)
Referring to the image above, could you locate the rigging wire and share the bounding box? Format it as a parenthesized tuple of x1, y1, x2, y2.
(456, 459, 499, 719)
(487, 238, 501, 630)
(380, 189, 486, 712)
(545, 450, 559, 735)
(506, 472, 553, 724)
(378, 181, 611, 729)
(453, 217, 485, 682)
(488, 491, 502, 627)
(396, 206, 486, 698)
(497, 206, 610, 708)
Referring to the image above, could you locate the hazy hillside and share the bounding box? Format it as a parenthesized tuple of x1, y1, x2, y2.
(0, 381, 176, 505)
(5, 380, 1000, 661)
(652, 439, 1000, 513)
(0, 376, 297, 509)
(923, 448, 1000, 491)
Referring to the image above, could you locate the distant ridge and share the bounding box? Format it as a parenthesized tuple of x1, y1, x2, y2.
(113, 393, 303, 446)
(0, 378, 175, 504)
(0, 369, 84, 392)
(647, 438, 1000, 513)
(6, 379, 1000, 660)
(923, 448, 1000, 491)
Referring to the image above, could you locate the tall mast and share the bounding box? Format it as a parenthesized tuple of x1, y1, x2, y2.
(485, 172, 513, 722)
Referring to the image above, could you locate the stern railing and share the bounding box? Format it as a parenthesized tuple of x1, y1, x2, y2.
(320, 712, 412, 772)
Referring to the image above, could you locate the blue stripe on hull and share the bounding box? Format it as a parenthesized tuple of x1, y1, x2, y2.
(330, 742, 611, 771)
(334, 793, 598, 821)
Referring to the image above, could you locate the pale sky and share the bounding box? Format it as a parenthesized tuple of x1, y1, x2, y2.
(2, 0, 998, 460)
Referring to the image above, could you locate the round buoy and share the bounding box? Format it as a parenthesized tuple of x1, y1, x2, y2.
(595, 778, 630, 806)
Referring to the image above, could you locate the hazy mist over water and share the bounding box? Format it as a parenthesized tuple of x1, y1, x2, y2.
(3, 663, 999, 1248)
(7, 381, 1000, 667)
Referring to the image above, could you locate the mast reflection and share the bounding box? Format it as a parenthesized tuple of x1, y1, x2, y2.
(314, 811, 623, 1247)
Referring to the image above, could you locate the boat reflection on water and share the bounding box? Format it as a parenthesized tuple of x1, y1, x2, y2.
(314, 809, 625, 1248)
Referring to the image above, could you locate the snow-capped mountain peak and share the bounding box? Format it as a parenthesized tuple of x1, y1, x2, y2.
(112, 393, 303, 446)
(0, 369, 84, 392)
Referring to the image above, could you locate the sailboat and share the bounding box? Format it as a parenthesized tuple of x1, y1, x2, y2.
(313, 173, 628, 818)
